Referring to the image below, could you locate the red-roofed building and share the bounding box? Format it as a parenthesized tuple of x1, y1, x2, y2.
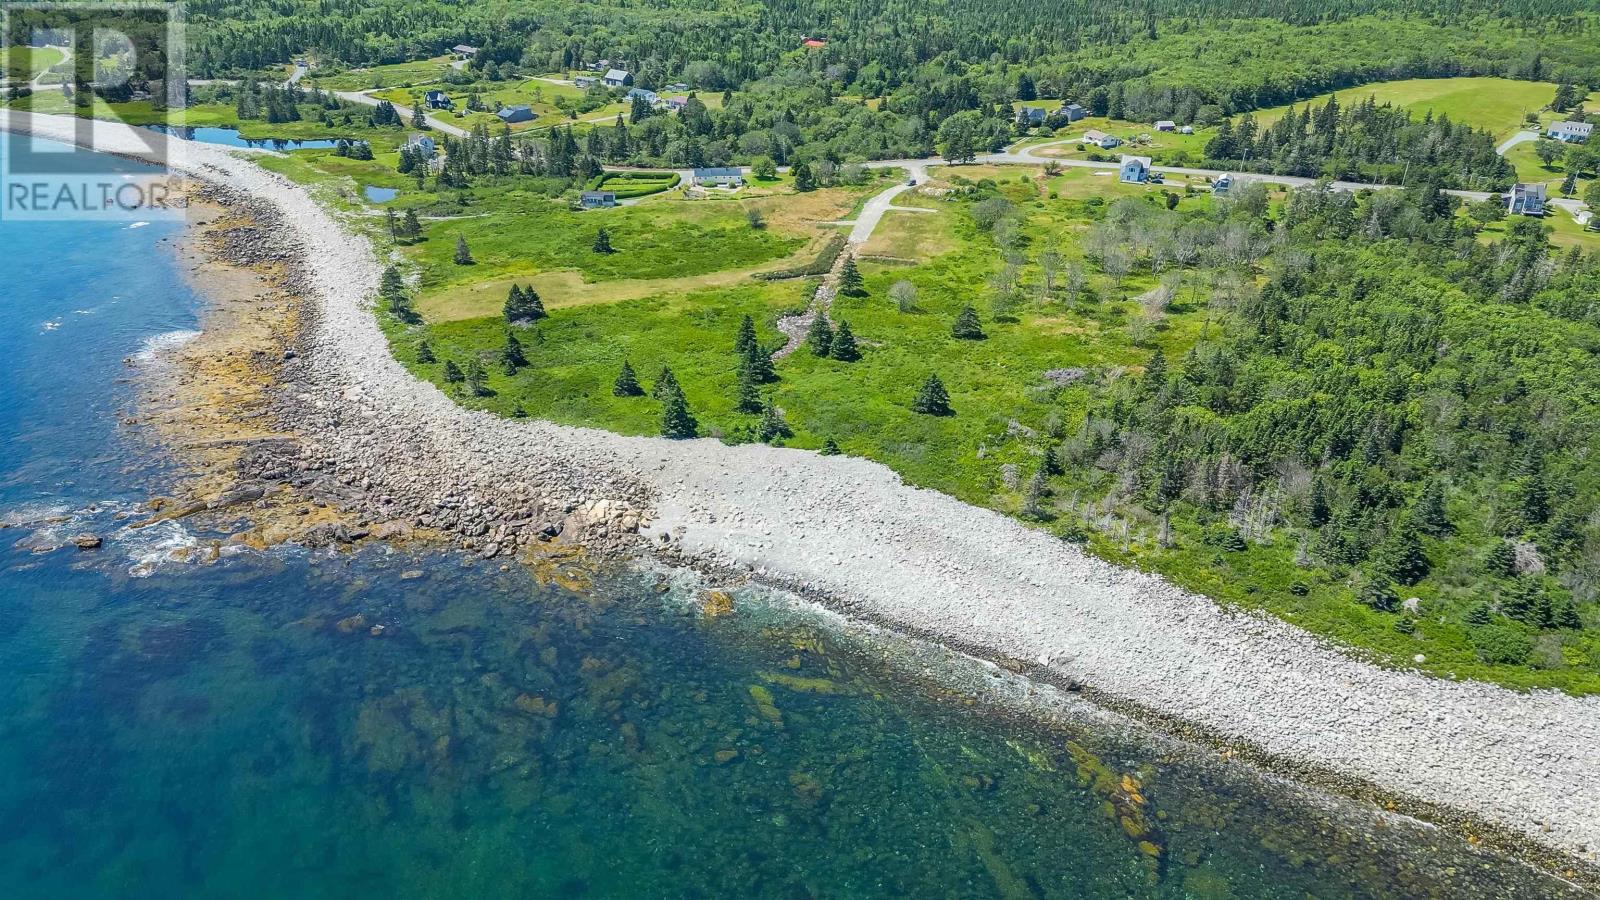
(801, 38, 827, 49)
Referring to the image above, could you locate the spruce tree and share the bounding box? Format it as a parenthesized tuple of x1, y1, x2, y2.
(1374, 518, 1430, 586)
(742, 341, 776, 384)
(838, 255, 865, 296)
(402, 209, 422, 242)
(453, 234, 474, 265)
(592, 227, 614, 254)
(613, 360, 644, 397)
(757, 403, 792, 443)
(806, 314, 834, 357)
(829, 320, 861, 361)
(819, 437, 841, 456)
(911, 374, 953, 416)
(512, 404, 528, 418)
(951, 305, 985, 340)
(1359, 576, 1399, 613)
(443, 359, 465, 383)
(1022, 468, 1052, 520)
(1306, 477, 1331, 527)
(1464, 600, 1494, 625)
(1414, 479, 1451, 535)
(734, 314, 758, 355)
(734, 358, 764, 413)
(416, 340, 435, 364)
(504, 284, 547, 325)
(1485, 540, 1517, 577)
(1143, 348, 1167, 390)
(502, 332, 526, 374)
(652, 366, 681, 400)
(792, 160, 816, 192)
(1040, 444, 1063, 476)
(464, 358, 489, 396)
(660, 387, 698, 438)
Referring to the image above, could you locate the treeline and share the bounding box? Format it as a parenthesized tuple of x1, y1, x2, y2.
(179, 1, 1600, 125)
(1202, 96, 1515, 188)
(1070, 184, 1600, 660)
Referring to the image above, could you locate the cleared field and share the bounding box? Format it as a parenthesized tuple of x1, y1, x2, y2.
(1252, 77, 1560, 140)
(3, 46, 64, 81)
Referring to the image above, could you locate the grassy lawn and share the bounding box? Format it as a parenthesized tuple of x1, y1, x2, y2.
(3, 45, 64, 81)
(1252, 77, 1561, 141)
(1014, 114, 1215, 166)
(308, 57, 457, 92)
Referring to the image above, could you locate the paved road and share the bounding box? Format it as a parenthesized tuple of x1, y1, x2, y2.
(284, 64, 308, 88)
(848, 161, 929, 244)
(331, 89, 470, 137)
(1497, 128, 1541, 155)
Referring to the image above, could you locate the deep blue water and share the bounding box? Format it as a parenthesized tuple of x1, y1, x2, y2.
(0, 144, 1585, 898)
(140, 125, 342, 150)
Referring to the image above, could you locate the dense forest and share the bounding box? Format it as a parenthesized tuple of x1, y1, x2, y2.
(1069, 183, 1600, 664)
(1202, 97, 1515, 187)
(182, 0, 1600, 125)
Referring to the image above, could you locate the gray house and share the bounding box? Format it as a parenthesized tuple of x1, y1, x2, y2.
(452, 45, 478, 59)
(581, 190, 617, 209)
(626, 87, 659, 106)
(1016, 106, 1048, 126)
(404, 133, 436, 157)
(1154, 120, 1176, 132)
(1119, 155, 1152, 184)
(1508, 182, 1547, 216)
(1548, 120, 1593, 143)
(496, 105, 535, 124)
(1060, 102, 1087, 122)
(692, 167, 744, 187)
(574, 76, 598, 89)
(603, 68, 631, 88)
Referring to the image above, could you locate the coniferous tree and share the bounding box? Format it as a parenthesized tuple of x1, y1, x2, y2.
(734, 314, 758, 355)
(416, 340, 435, 364)
(464, 358, 489, 396)
(1021, 468, 1052, 520)
(951, 305, 985, 339)
(757, 403, 792, 443)
(504, 284, 547, 325)
(911, 374, 953, 416)
(1306, 476, 1332, 528)
(402, 209, 423, 242)
(1040, 443, 1063, 476)
(806, 315, 834, 356)
(652, 366, 681, 400)
(443, 359, 465, 384)
(819, 437, 841, 456)
(1359, 575, 1399, 612)
(1485, 540, 1517, 577)
(792, 160, 816, 192)
(734, 358, 764, 413)
(838, 256, 865, 296)
(502, 332, 526, 374)
(660, 386, 698, 438)
(1414, 480, 1451, 535)
(454, 234, 474, 265)
(1143, 348, 1167, 390)
(829, 320, 861, 361)
(593, 227, 615, 254)
(1374, 518, 1430, 585)
(613, 360, 644, 397)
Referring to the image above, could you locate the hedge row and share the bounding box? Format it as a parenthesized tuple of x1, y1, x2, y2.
(584, 171, 682, 199)
(753, 233, 847, 281)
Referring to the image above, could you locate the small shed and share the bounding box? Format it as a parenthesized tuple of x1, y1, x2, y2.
(1154, 120, 1176, 132)
(496, 105, 535, 124)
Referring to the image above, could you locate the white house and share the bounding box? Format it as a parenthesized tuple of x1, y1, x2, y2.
(1154, 120, 1176, 132)
(404, 133, 435, 157)
(1179, 125, 1195, 135)
(1212, 173, 1234, 195)
(692, 167, 744, 187)
(580, 190, 617, 209)
(1508, 182, 1547, 216)
(1548, 120, 1593, 143)
(1119, 155, 1152, 184)
(626, 87, 659, 106)
(1083, 129, 1121, 149)
(603, 68, 631, 88)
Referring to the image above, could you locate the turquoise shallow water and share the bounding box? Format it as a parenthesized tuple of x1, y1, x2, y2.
(0, 144, 1586, 898)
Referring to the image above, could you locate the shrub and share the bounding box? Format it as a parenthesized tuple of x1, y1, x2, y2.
(1470, 625, 1533, 665)
(754, 233, 847, 281)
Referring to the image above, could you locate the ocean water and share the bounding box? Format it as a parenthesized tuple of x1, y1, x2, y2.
(0, 145, 1584, 898)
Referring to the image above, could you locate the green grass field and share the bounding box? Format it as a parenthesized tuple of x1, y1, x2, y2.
(1252, 77, 1561, 140)
(3, 45, 64, 81)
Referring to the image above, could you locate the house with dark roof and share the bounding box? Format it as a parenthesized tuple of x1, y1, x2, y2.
(581, 190, 617, 209)
(692, 167, 744, 187)
(1548, 120, 1593, 143)
(603, 68, 631, 88)
(1508, 182, 1547, 216)
(1016, 106, 1048, 126)
(1212, 173, 1234, 195)
(452, 45, 478, 59)
(1119, 155, 1152, 184)
(496, 105, 535, 124)
(424, 90, 452, 110)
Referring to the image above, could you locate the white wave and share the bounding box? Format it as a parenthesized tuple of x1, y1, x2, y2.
(41, 320, 60, 331)
(132, 328, 201, 362)
(127, 221, 149, 228)
(120, 519, 199, 577)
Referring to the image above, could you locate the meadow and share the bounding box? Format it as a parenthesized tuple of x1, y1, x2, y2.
(1250, 77, 1563, 141)
(2, 45, 63, 81)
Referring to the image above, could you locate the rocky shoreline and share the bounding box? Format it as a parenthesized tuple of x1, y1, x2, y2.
(7, 111, 1600, 886)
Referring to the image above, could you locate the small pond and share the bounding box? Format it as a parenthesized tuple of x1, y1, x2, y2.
(363, 185, 399, 203)
(141, 125, 343, 150)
